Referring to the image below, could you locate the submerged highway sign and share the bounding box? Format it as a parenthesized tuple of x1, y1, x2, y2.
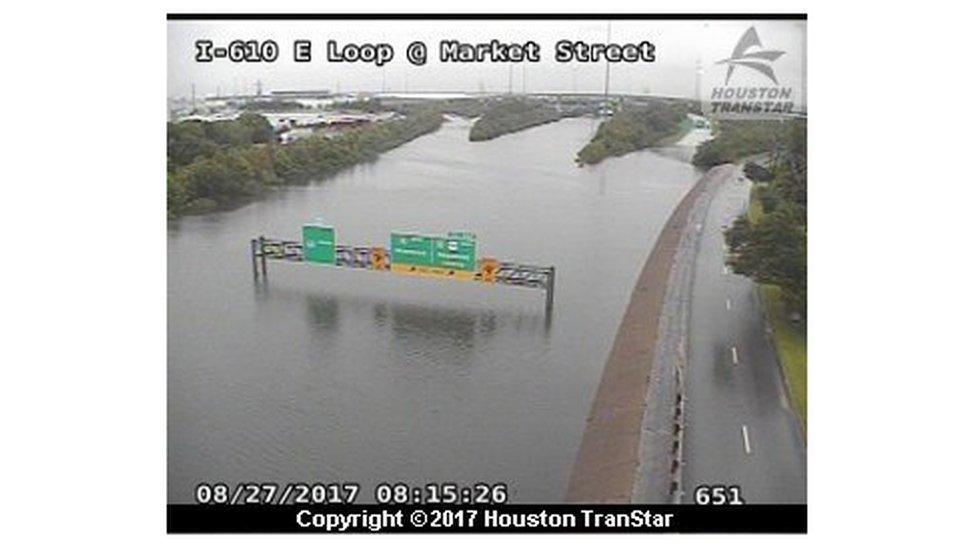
(432, 235, 477, 271)
(390, 231, 478, 278)
(390, 233, 434, 267)
(253, 225, 555, 312)
(302, 224, 336, 264)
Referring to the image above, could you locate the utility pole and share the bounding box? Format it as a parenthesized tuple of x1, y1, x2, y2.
(799, 21, 807, 114)
(603, 21, 612, 102)
(700, 22, 710, 114)
(695, 56, 702, 111)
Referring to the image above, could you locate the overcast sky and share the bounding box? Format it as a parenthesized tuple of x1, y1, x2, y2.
(168, 19, 805, 100)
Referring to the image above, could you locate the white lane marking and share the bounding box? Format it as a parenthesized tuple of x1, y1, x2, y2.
(725, 298, 731, 310)
(779, 383, 790, 410)
(731, 346, 739, 365)
(742, 425, 752, 455)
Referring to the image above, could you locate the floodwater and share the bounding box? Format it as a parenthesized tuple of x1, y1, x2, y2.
(168, 117, 702, 503)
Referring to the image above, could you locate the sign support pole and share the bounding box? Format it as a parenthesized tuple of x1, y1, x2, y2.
(545, 266, 556, 313)
(258, 235, 268, 278)
(250, 238, 259, 278)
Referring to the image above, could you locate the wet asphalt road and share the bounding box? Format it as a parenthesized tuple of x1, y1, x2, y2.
(681, 168, 807, 503)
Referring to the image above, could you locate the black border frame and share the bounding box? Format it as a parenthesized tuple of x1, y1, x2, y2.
(168, 13, 807, 21)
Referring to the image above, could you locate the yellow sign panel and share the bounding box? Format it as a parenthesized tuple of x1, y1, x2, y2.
(390, 263, 477, 281)
(479, 258, 500, 283)
(370, 247, 388, 270)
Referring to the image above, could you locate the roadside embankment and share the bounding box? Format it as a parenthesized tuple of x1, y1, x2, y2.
(746, 183, 808, 434)
(759, 285, 807, 433)
(566, 165, 734, 502)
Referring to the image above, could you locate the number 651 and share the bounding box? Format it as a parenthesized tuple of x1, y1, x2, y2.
(694, 485, 745, 505)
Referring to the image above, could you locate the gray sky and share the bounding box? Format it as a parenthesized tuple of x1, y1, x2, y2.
(168, 19, 805, 100)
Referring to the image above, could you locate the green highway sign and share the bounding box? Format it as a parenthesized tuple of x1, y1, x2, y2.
(302, 224, 336, 264)
(391, 231, 478, 271)
(432, 235, 477, 271)
(390, 232, 434, 267)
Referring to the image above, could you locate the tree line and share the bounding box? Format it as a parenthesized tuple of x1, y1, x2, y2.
(692, 119, 794, 168)
(721, 119, 807, 315)
(468, 98, 586, 142)
(167, 108, 444, 217)
(575, 101, 689, 165)
(167, 113, 275, 169)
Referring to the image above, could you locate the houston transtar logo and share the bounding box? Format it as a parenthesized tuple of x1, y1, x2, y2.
(706, 25, 796, 117)
(716, 26, 785, 85)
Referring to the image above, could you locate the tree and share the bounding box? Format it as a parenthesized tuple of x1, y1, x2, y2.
(726, 203, 806, 313)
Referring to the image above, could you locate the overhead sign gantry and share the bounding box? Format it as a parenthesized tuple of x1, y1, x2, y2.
(251, 225, 555, 312)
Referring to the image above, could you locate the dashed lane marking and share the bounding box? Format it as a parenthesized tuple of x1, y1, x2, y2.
(742, 425, 752, 455)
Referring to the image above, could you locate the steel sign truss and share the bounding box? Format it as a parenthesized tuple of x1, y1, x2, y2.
(251, 235, 555, 312)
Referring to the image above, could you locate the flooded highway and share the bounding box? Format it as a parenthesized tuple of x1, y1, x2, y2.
(167, 116, 703, 503)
